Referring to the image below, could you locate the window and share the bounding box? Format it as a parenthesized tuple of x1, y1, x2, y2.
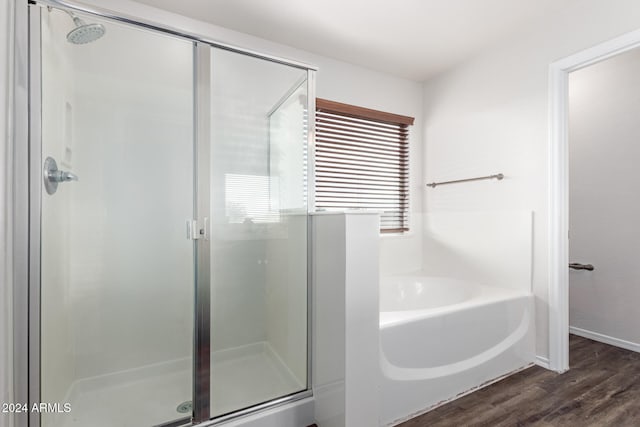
(224, 173, 280, 223)
(315, 99, 414, 233)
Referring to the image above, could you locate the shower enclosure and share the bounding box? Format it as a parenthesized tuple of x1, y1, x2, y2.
(23, 2, 314, 426)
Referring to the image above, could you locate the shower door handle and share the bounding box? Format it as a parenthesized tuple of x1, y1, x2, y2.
(187, 218, 209, 241)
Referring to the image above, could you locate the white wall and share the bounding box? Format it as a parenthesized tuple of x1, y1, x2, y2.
(0, 1, 14, 426)
(569, 48, 640, 347)
(422, 211, 532, 292)
(421, 0, 640, 359)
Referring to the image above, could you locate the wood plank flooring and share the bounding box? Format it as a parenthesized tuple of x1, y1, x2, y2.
(399, 335, 640, 427)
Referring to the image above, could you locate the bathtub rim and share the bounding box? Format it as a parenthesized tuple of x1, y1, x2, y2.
(380, 279, 531, 329)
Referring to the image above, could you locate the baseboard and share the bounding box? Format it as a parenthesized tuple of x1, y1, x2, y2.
(570, 326, 640, 353)
(535, 355, 550, 369)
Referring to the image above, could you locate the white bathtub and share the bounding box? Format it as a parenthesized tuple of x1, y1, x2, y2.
(379, 276, 535, 426)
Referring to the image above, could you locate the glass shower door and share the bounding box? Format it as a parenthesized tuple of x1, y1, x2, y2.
(38, 8, 195, 427)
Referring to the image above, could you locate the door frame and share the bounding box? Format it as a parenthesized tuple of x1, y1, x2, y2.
(548, 28, 640, 373)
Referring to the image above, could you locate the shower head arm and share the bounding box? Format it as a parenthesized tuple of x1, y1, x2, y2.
(62, 9, 86, 27)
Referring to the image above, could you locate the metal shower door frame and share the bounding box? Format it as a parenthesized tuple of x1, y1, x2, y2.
(193, 42, 211, 425)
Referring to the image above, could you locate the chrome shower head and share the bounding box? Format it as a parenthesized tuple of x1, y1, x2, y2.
(66, 15, 105, 44)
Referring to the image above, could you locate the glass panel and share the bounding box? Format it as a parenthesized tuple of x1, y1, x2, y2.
(210, 48, 308, 417)
(39, 9, 194, 427)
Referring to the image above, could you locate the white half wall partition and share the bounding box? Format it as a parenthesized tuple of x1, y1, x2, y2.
(312, 211, 380, 427)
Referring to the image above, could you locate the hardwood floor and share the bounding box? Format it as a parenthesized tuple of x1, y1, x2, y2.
(399, 335, 640, 427)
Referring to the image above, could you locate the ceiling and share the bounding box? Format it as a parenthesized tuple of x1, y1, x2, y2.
(134, 0, 570, 81)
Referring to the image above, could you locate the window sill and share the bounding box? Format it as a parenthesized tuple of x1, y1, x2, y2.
(380, 231, 415, 239)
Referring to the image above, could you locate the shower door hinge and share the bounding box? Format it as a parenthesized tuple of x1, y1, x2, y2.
(187, 218, 209, 241)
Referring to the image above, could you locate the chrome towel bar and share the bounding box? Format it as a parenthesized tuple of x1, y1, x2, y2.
(426, 173, 504, 188)
(569, 263, 594, 271)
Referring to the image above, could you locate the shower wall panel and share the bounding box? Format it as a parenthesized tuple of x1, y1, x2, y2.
(40, 10, 77, 411)
(68, 20, 193, 379)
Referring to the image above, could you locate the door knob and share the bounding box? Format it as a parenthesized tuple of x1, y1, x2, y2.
(569, 263, 594, 271)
